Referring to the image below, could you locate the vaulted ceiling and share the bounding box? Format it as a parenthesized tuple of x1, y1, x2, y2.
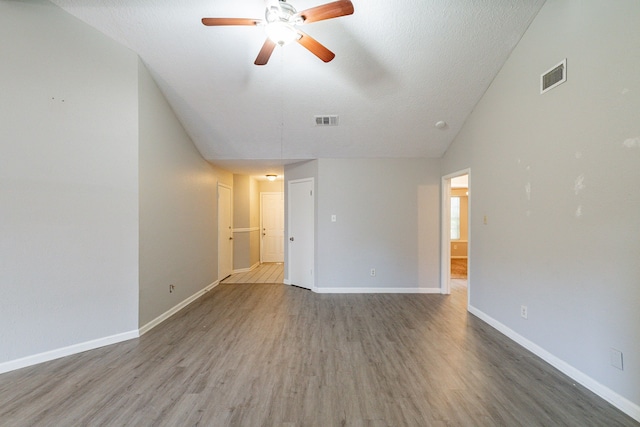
(50, 0, 545, 175)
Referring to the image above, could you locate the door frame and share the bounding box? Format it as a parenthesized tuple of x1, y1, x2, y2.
(441, 169, 471, 304)
(217, 183, 233, 282)
(260, 191, 284, 263)
(287, 177, 315, 291)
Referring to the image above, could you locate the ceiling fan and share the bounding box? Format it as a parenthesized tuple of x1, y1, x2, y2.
(202, 0, 354, 65)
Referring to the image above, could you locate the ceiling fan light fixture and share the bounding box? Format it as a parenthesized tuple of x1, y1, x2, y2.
(265, 21, 299, 46)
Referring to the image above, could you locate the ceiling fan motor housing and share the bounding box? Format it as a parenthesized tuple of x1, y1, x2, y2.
(266, 1, 299, 23)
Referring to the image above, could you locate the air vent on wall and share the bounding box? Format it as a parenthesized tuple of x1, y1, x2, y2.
(541, 59, 567, 94)
(314, 115, 339, 126)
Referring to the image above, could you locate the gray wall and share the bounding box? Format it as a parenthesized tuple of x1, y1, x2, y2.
(284, 159, 440, 291)
(232, 174, 260, 270)
(442, 0, 640, 409)
(259, 180, 284, 193)
(0, 0, 139, 364)
(316, 159, 440, 290)
(138, 61, 219, 327)
(233, 175, 250, 270)
(249, 177, 260, 267)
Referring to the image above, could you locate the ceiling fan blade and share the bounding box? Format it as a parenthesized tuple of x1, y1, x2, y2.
(201, 18, 261, 26)
(296, 31, 335, 63)
(298, 0, 354, 24)
(255, 38, 277, 65)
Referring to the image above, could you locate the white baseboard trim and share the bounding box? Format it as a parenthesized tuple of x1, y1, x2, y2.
(468, 305, 640, 423)
(0, 329, 139, 375)
(315, 287, 441, 294)
(139, 280, 220, 336)
(232, 262, 260, 275)
(283, 279, 291, 285)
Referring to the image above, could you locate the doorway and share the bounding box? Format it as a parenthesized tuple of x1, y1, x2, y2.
(261, 192, 284, 263)
(441, 170, 470, 304)
(218, 183, 233, 281)
(287, 178, 314, 290)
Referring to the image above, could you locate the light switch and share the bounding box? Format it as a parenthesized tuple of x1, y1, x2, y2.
(331, 214, 337, 222)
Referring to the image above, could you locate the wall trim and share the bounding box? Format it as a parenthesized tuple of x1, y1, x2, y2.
(233, 227, 259, 233)
(0, 329, 139, 375)
(315, 287, 441, 294)
(468, 305, 640, 423)
(139, 280, 220, 336)
(232, 262, 260, 275)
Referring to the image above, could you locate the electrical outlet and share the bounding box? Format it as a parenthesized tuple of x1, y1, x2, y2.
(520, 305, 528, 319)
(370, 268, 376, 277)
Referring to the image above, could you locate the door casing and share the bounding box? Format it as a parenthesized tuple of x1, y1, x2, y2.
(218, 183, 233, 281)
(260, 192, 284, 263)
(287, 178, 315, 291)
(441, 169, 471, 305)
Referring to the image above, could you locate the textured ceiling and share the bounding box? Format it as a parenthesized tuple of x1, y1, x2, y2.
(50, 0, 545, 175)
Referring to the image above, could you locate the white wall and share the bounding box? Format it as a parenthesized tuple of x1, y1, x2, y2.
(442, 0, 640, 416)
(316, 159, 440, 291)
(0, 0, 139, 367)
(138, 61, 219, 327)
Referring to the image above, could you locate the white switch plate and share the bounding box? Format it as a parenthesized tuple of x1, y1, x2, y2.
(331, 214, 336, 222)
(610, 348, 624, 370)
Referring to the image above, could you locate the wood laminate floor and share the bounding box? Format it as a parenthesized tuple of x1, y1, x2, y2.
(0, 279, 636, 426)
(223, 263, 284, 284)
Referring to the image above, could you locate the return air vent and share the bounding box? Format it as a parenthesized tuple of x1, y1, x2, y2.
(314, 115, 339, 126)
(541, 59, 567, 94)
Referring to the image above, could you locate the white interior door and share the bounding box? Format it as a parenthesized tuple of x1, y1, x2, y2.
(288, 178, 314, 290)
(218, 184, 233, 281)
(261, 192, 284, 263)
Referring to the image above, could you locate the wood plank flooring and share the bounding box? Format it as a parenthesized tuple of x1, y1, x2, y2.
(223, 263, 284, 284)
(0, 279, 637, 426)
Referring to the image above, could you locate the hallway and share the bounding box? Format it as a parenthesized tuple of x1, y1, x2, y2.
(222, 263, 284, 284)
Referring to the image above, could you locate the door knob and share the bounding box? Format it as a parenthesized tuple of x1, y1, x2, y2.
(229, 237, 233, 240)
(289, 237, 294, 241)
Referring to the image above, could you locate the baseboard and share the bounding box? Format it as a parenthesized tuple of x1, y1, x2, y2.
(232, 262, 260, 275)
(139, 280, 220, 336)
(315, 287, 441, 294)
(283, 279, 291, 285)
(468, 305, 640, 423)
(0, 329, 139, 375)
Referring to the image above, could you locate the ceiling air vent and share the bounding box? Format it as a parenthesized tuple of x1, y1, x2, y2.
(314, 115, 339, 126)
(541, 59, 567, 94)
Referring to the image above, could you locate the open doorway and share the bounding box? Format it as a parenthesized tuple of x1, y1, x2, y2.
(441, 170, 470, 305)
